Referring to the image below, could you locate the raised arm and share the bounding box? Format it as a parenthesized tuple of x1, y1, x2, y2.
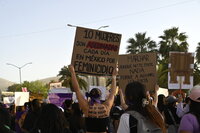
(119, 88, 128, 110)
(104, 68, 117, 109)
(152, 84, 159, 107)
(69, 65, 88, 111)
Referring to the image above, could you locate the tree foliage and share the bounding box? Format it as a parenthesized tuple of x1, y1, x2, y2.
(125, 27, 200, 88)
(7, 80, 48, 98)
(158, 27, 189, 88)
(195, 42, 200, 64)
(58, 66, 88, 91)
(126, 32, 157, 54)
(158, 27, 188, 62)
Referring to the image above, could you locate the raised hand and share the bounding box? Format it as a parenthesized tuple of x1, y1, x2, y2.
(68, 65, 75, 73)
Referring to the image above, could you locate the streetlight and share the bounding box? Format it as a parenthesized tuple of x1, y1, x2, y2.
(6, 62, 32, 84)
(97, 25, 109, 30)
(67, 24, 109, 30)
(67, 24, 77, 28)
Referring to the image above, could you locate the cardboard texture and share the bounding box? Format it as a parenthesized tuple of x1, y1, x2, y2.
(71, 27, 121, 76)
(118, 52, 157, 91)
(168, 52, 194, 89)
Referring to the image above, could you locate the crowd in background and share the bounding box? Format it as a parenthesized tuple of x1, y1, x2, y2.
(0, 66, 200, 133)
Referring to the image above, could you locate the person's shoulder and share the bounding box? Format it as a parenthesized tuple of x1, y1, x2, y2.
(182, 113, 197, 120)
(120, 112, 130, 119)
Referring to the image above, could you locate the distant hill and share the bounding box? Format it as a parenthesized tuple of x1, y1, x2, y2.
(0, 78, 15, 91)
(0, 76, 61, 91)
(38, 76, 61, 84)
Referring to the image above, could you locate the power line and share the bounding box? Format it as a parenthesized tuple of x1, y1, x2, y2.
(79, 0, 196, 25)
(0, 0, 196, 39)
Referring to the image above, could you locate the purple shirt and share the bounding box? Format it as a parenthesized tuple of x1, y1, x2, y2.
(178, 113, 200, 133)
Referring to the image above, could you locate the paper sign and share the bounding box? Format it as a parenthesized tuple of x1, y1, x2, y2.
(3, 97, 15, 104)
(15, 92, 29, 106)
(71, 27, 121, 76)
(118, 52, 157, 91)
(168, 52, 194, 89)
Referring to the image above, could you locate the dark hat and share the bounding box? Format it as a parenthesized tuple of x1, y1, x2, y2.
(166, 95, 178, 104)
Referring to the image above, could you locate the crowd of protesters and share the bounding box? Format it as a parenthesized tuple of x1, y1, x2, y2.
(0, 66, 200, 133)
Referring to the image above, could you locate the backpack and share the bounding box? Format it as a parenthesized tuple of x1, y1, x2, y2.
(126, 111, 162, 133)
(110, 106, 124, 120)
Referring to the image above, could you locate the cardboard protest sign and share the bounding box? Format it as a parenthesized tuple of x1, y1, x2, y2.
(15, 92, 29, 106)
(168, 52, 194, 89)
(118, 52, 157, 91)
(71, 27, 121, 76)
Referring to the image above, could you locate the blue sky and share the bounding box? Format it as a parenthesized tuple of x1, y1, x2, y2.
(1, 0, 200, 83)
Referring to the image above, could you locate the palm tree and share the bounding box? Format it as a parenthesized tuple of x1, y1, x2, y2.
(158, 27, 189, 88)
(195, 42, 200, 64)
(193, 42, 200, 85)
(58, 66, 88, 91)
(126, 32, 157, 54)
(159, 27, 188, 61)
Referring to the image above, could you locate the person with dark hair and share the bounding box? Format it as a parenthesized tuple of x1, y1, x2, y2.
(110, 88, 127, 133)
(15, 106, 25, 133)
(164, 95, 180, 133)
(18, 102, 30, 131)
(63, 99, 73, 127)
(9, 104, 16, 131)
(0, 106, 15, 133)
(69, 65, 117, 133)
(117, 81, 166, 133)
(178, 86, 200, 133)
(68, 103, 85, 133)
(22, 99, 41, 133)
(31, 103, 71, 133)
(157, 94, 166, 115)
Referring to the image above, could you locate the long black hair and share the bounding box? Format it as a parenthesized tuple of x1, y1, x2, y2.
(125, 81, 147, 116)
(32, 104, 69, 133)
(125, 81, 166, 133)
(189, 99, 200, 125)
(157, 94, 165, 113)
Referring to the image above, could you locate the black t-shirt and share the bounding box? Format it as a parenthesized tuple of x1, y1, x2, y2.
(85, 117, 109, 132)
(164, 106, 180, 125)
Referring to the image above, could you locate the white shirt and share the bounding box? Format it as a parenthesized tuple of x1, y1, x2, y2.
(117, 113, 130, 133)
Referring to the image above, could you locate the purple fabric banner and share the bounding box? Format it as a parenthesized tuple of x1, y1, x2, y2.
(48, 93, 73, 107)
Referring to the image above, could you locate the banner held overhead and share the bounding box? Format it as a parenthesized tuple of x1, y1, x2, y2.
(168, 52, 194, 89)
(118, 52, 157, 91)
(71, 27, 121, 76)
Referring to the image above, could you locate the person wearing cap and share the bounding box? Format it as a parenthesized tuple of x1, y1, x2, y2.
(69, 65, 117, 133)
(164, 95, 180, 133)
(178, 86, 200, 133)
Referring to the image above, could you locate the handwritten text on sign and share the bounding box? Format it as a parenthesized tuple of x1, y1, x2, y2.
(71, 27, 121, 76)
(118, 53, 157, 91)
